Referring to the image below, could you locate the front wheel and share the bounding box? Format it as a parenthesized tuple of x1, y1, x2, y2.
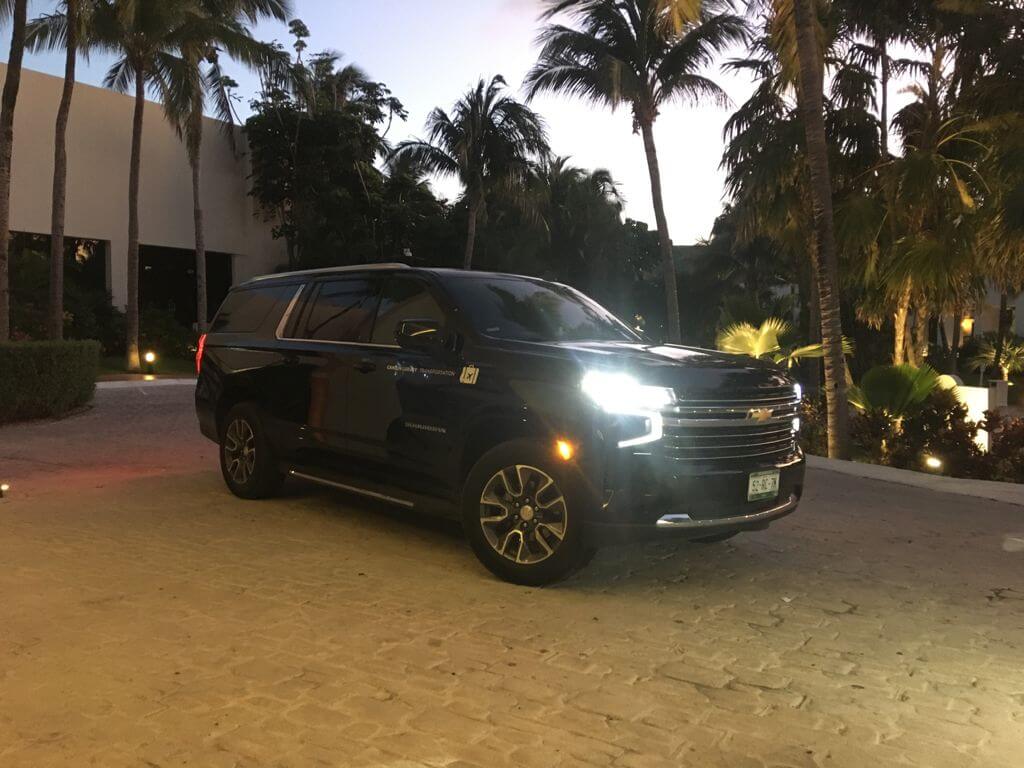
(462, 440, 593, 586)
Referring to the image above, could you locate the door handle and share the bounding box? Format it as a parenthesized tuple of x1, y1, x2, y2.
(354, 359, 376, 374)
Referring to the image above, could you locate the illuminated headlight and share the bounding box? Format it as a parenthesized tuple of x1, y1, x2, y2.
(794, 382, 802, 402)
(581, 370, 674, 447)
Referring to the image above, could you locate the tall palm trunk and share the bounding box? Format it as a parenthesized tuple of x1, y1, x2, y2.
(48, 0, 78, 341)
(190, 110, 207, 332)
(911, 306, 929, 367)
(125, 68, 145, 371)
(879, 37, 889, 157)
(893, 278, 911, 364)
(639, 118, 681, 343)
(464, 191, 482, 270)
(793, 0, 850, 459)
(0, 0, 28, 342)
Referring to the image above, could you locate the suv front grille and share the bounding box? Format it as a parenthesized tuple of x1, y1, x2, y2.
(657, 386, 800, 463)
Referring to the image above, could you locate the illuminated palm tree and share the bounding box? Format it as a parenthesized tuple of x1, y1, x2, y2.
(392, 76, 549, 270)
(525, 0, 747, 342)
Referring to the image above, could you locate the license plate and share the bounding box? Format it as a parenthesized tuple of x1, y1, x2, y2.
(747, 470, 780, 502)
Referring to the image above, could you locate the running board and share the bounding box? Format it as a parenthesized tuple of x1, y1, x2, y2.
(288, 469, 415, 509)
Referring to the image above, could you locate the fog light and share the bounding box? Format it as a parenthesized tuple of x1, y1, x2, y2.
(555, 439, 575, 461)
(924, 455, 942, 471)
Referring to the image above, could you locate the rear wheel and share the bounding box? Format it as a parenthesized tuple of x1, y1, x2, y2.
(462, 440, 592, 586)
(219, 403, 284, 499)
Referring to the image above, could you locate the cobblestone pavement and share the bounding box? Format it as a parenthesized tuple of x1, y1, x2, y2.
(1, 387, 1023, 767)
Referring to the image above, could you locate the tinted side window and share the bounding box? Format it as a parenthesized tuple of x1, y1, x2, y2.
(300, 278, 380, 343)
(210, 284, 297, 335)
(371, 277, 446, 345)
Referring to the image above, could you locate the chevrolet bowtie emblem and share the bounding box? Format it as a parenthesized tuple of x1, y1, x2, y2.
(747, 407, 774, 423)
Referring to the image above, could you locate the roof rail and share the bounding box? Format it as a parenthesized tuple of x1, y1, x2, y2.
(245, 262, 411, 283)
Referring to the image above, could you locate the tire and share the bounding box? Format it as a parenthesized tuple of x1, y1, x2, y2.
(219, 402, 285, 500)
(462, 439, 593, 586)
(692, 531, 740, 544)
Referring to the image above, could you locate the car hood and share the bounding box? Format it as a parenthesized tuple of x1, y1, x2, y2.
(523, 340, 794, 396)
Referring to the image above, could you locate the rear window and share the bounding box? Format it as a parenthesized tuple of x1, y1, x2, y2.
(210, 283, 298, 334)
(298, 278, 380, 343)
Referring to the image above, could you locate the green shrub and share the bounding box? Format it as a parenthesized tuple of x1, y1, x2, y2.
(887, 390, 988, 478)
(983, 412, 1024, 483)
(798, 396, 828, 456)
(0, 340, 100, 423)
(140, 304, 197, 361)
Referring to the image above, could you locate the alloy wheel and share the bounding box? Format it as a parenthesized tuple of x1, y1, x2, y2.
(224, 418, 257, 485)
(479, 464, 568, 565)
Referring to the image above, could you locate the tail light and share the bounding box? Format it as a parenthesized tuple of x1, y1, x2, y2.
(195, 333, 207, 374)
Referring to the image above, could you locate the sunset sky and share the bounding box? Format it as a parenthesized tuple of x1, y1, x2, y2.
(10, 0, 908, 245)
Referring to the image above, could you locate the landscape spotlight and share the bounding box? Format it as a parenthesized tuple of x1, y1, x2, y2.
(555, 439, 575, 461)
(0, 483, 9, 498)
(924, 455, 943, 471)
(144, 350, 157, 374)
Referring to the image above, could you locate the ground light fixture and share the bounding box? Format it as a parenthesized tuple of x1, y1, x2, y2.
(924, 455, 943, 472)
(144, 350, 157, 375)
(555, 439, 575, 461)
(0, 483, 9, 499)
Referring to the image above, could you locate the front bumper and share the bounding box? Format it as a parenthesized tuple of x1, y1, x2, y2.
(583, 447, 806, 543)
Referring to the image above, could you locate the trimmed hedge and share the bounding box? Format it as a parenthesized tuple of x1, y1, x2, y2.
(0, 340, 100, 423)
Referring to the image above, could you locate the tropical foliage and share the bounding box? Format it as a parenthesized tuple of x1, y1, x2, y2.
(716, 316, 851, 370)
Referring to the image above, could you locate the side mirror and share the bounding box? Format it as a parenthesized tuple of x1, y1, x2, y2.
(395, 319, 443, 352)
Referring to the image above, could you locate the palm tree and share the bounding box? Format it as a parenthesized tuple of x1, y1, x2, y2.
(526, 0, 748, 343)
(0, 0, 28, 342)
(162, 0, 289, 332)
(969, 337, 1024, 381)
(26, 0, 92, 341)
(83, 0, 206, 370)
(392, 76, 548, 270)
(789, 0, 851, 458)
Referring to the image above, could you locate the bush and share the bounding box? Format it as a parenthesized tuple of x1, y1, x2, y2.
(886, 389, 988, 478)
(140, 304, 197, 360)
(983, 412, 1024, 483)
(0, 340, 100, 423)
(798, 396, 828, 456)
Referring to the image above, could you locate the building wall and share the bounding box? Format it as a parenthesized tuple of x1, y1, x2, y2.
(2, 63, 286, 309)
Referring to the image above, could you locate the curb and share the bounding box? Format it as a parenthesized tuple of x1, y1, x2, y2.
(807, 455, 1024, 507)
(97, 379, 196, 390)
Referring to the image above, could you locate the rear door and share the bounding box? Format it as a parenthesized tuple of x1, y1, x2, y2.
(345, 274, 460, 497)
(284, 275, 382, 468)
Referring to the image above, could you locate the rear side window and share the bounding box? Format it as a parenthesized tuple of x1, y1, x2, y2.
(210, 283, 297, 335)
(299, 278, 380, 343)
(371, 276, 446, 345)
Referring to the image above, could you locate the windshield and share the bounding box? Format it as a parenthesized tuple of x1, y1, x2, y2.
(443, 275, 640, 343)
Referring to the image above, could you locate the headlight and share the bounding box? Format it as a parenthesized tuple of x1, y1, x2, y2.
(581, 370, 674, 448)
(580, 370, 675, 414)
(794, 382, 803, 401)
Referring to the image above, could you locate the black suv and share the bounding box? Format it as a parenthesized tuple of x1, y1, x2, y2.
(196, 264, 805, 584)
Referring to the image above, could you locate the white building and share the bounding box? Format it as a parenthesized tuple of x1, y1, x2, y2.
(3, 63, 285, 315)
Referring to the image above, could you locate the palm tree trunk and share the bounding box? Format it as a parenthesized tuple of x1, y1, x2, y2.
(913, 308, 929, 366)
(879, 37, 889, 157)
(949, 313, 962, 373)
(638, 118, 681, 343)
(463, 192, 481, 270)
(191, 112, 207, 333)
(893, 278, 911, 365)
(993, 292, 1011, 380)
(0, 0, 28, 342)
(793, 0, 850, 460)
(125, 69, 145, 371)
(48, 0, 77, 341)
